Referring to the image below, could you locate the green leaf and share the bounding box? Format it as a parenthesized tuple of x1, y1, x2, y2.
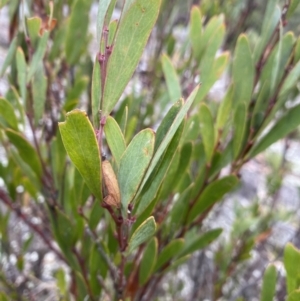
(232, 34, 254, 107)
(188, 176, 239, 223)
(65, 0, 90, 65)
(139, 237, 158, 285)
(295, 37, 300, 64)
(59, 110, 102, 200)
(64, 76, 89, 112)
(154, 239, 184, 272)
(27, 31, 49, 83)
(0, 98, 18, 130)
(287, 290, 300, 301)
(249, 104, 300, 158)
(0, 36, 17, 76)
(154, 99, 182, 151)
(96, 0, 111, 46)
(199, 103, 215, 163)
(287, 0, 300, 18)
(194, 52, 229, 104)
(179, 228, 222, 257)
(233, 102, 247, 159)
(170, 184, 194, 227)
(254, 5, 281, 63)
(260, 265, 277, 301)
(127, 216, 156, 254)
(55, 268, 67, 296)
(216, 85, 233, 130)
(284, 243, 300, 294)
(118, 129, 155, 213)
(161, 53, 181, 102)
(279, 59, 300, 99)
(32, 63, 47, 124)
(189, 6, 202, 61)
(108, 19, 118, 46)
(119, 106, 128, 134)
(104, 116, 126, 168)
(163, 255, 190, 274)
(101, 0, 160, 116)
(26, 17, 42, 47)
(92, 59, 102, 127)
(5, 129, 42, 178)
(139, 85, 199, 193)
(171, 142, 193, 189)
(125, 116, 138, 143)
(258, 32, 294, 116)
(16, 47, 27, 103)
(199, 14, 224, 63)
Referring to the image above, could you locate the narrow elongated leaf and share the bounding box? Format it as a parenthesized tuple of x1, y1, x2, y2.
(0, 98, 18, 130)
(65, 0, 90, 65)
(188, 176, 238, 223)
(279, 59, 300, 98)
(118, 129, 155, 212)
(136, 122, 184, 214)
(5, 129, 42, 178)
(216, 85, 233, 130)
(10, 149, 40, 193)
(96, 0, 111, 46)
(295, 37, 300, 64)
(199, 103, 215, 163)
(0, 36, 17, 76)
(284, 243, 300, 294)
(154, 239, 184, 272)
(32, 64, 47, 124)
(233, 102, 247, 159)
(232, 34, 254, 107)
(259, 32, 294, 111)
(127, 216, 156, 254)
(59, 110, 102, 200)
(179, 228, 223, 257)
(194, 52, 229, 104)
(199, 15, 224, 63)
(287, 0, 300, 18)
(92, 59, 102, 127)
(27, 31, 49, 83)
(260, 265, 277, 301)
(16, 47, 27, 102)
(254, 5, 281, 63)
(171, 142, 193, 189)
(139, 237, 158, 285)
(65, 76, 89, 110)
(102, 0, 160, 116)
(26, 17, 42, 47)
(108, 19, 118, 46)
(104, 116, 126, 168)
(164, 255, 190, 274)
(189, 6, 202, 61)
(161, 54, 181, 102)
(170, 184, 194, 227)
(155, 99, 182, 151)
(139, 85, 199, 193)
(270, 22, 282, 93)
(249, 104, 300, 158)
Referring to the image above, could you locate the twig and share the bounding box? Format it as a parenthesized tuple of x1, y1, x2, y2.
(72, 247, 95, 301)
(0, 188, 66, 263)
(84, 225, 118, 280)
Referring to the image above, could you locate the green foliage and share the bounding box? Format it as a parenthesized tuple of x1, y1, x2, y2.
(1, 0, 300, 300)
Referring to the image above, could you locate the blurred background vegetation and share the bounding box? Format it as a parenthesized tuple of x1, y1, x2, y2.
(1, 0, 300, 300)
